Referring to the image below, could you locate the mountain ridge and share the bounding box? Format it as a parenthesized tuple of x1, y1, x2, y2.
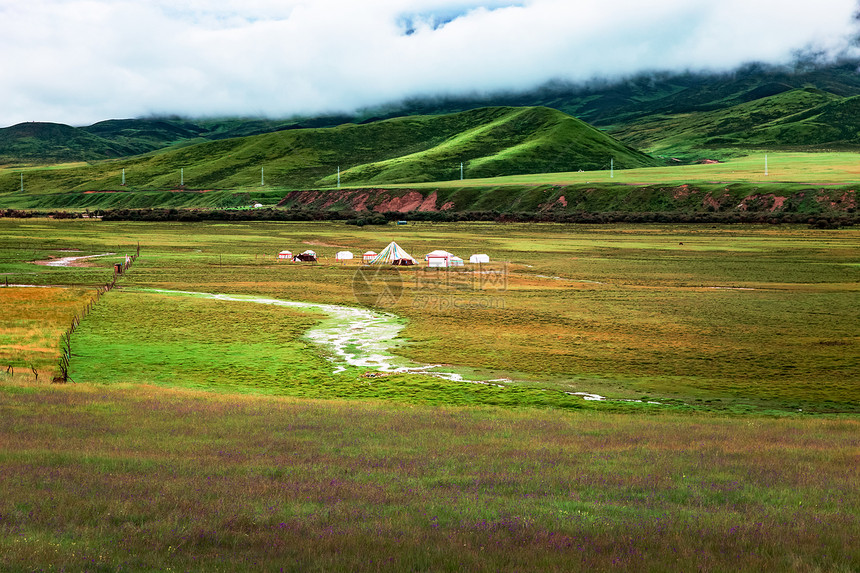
(0, 106, 657, 194)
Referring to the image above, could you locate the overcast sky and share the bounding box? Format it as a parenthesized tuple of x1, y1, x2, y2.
(2, 0, 859, 127)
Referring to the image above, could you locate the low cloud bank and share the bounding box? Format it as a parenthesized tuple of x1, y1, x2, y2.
(1, 0, 858, 126)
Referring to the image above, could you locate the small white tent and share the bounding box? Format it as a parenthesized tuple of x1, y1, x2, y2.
(362, 251, 377, 263)
(469, 254, 490, 264)
(426, 250, 462, 268)
(335, 251, 354, 261)
(425, 249, 451, 260)
(278, 250, 292, 260)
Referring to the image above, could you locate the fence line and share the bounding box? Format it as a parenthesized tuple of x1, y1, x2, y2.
(54, 244, 140, 383)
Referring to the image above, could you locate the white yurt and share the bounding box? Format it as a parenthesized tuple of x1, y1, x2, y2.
(277, 250, 292, 260)
(469, 254, 490, 264)
(362, 251, 378, 263)
(426, 250, 459, 268)
(335, 250, 354, 261)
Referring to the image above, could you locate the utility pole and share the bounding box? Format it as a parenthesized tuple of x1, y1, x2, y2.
(460, 162, 464, 181)
(337, 166, 340, 189)
(20, 172, 23, 192)
(180, 168, 184, 187)
(764, 154, 768, 176)
(261, 167, 265, 186)
(121, 168, 125, 186)
(610, 158, 614, 179)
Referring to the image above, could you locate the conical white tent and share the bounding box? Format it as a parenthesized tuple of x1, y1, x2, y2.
(367, 242, 417, 266)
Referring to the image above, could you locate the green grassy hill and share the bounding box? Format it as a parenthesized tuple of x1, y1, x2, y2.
(82, 119, 207, 155)
(357, 60, 860, 160)
(0, 116, 358, 166)
(740, 95, 860, 148)
(608, 88, 844, 159)
(609, 88, 860, 159)
(0, 122, 137, 165)
(0, 106, 659, 199)
(320, 107, 656, 185)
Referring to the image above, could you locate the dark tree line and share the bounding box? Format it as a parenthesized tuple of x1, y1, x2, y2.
(2, 207, 856, 227)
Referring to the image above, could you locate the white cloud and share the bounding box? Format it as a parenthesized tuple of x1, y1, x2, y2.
(1, 0, 858, 126)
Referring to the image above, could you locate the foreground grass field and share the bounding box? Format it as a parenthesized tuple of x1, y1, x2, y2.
(1, 384, 858, 571)
(0, 219, 858, 570)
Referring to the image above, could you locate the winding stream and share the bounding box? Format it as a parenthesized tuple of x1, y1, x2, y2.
(140, 290, 666, 405)
(145, 290, 510, 387)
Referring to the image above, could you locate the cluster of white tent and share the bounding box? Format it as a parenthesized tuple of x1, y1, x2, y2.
(278, 241, 490, 267)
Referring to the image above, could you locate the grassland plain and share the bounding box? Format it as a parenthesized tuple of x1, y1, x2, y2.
(0, 218, 858, 570)
(1, 218, 858, 412)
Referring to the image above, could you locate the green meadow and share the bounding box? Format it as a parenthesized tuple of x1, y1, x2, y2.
(1, 218, 858, 570)
(2, 218, 857, 411)
(395, 151, 860, 187)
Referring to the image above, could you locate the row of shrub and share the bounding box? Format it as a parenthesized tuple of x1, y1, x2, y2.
(2, 207, 857, 227)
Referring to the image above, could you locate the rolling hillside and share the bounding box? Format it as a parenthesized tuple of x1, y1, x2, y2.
(607, 88, 860, 159)
(0, 106, 659, 196)
(358, 60, 860, 159)
(739, 95, 860, 148)
(0, 122, 137, 164)
(0, 116, 357, 166)
(82, 119, 207, 155)
(607, 87, 844, 158)
(320, 106, 656, 185)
